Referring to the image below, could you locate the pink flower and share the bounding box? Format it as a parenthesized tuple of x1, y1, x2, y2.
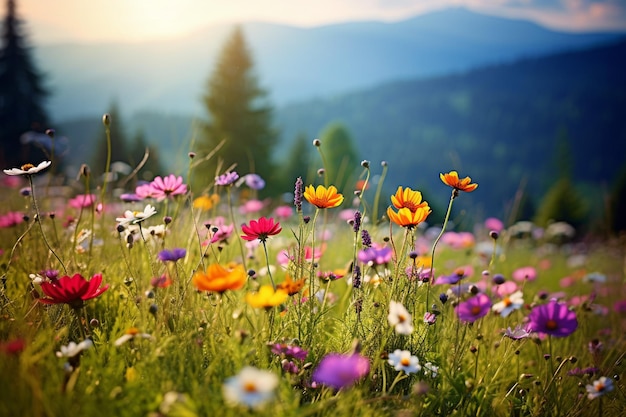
(68, 194, 96, 209)
(492, 280, 518, 297)
(241, 217, 282, 242)
(0, 211, 24, 228)
(135, 183, 159, 199)
(484, 217, 504, 232)
(274, 205, 293, 219)
(512, 266, 537, 282)
(149, 175, 187, 201)
(239, 199, 265, 215)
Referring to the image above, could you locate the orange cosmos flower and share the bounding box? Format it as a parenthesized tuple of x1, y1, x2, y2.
(390, 186, 429, 212)
(440, 171, 478, 193)
(276, 274, 306, 296)
(192, 263, 246, 293)
(245, 285, 288, 308)
(303, 185, 344, 209)
(387, 206, 431, 229)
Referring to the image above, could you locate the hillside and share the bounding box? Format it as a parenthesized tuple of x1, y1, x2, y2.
(38, 7, 623, 121)
(274, 39, 626, 219)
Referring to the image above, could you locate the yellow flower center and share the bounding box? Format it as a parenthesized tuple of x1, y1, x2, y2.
(243, 381, 257, 393)
(503, 297, 512, 307)
(397, 314, 406, 323)
(400, 358, 411, 366)
(126, 327, 140, 335)
(21, 163, 35, 170)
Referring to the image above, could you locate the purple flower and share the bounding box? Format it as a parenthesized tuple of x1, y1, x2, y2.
(271, 343, 308, 361)
(503, 324, 531, 340)
(527, 300, 578, 337)
(157, 248, 186, 262)
(215, 171, 239, 186)
(119, 193, 143, 202)
(455, 293, 491, 323)
(434, 268, 467, 285)
(312, 353, 370, 390)
(358, 246, 392, 266)
(242, 173, 265, 190)
(294, 177, 303, 212)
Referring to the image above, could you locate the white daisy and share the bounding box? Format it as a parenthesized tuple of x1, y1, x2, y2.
(56, 339, 93, 358)
(116, 204, 157, 226)
(3, 161, 51, 176)
(222, 366, 278, 408)
(387, 349, 421, 374)
(586, 376, 614, 400)
(387, 300, 414, 335)
(492, 290, 524, 317)
(114, 328, 153, 346)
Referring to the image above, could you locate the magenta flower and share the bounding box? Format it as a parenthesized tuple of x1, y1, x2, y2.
(0, 211, 24, 228)
(527, 300, 578, 337)
(274, 205, 294, 219)
(68, 194, 96, 209)
(135, 183, 158, 199)
(312, 353, 370, 390)
(455, 293, 491, 323)
(38, 273, 109, 308)
(150, 174, 187, 201)
(512, 266, 537, 282)
(241, 217, 282, 242)
(484, 217, 504, 233)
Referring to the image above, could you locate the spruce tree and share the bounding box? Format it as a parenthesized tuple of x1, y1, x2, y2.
(195, 26, 277, 194)
(0, 0, 50, 168)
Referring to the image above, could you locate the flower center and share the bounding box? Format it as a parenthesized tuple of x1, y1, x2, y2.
(21, 163, 35, 170)
(397, 314, 406, 323)
(596, 382, 605, 392)
(400, 358, 411, 366)
(126, 327, 140, 335)
(243, 381, 258, 393)
(545, 320, 558, 330)
(503, 297, 512, 307)
(471, 306, 482, 315)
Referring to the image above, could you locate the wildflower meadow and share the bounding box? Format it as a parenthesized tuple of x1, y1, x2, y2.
(0, 127, 625, 417)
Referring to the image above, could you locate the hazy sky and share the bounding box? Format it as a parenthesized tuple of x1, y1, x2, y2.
(17, 0, 626, 44)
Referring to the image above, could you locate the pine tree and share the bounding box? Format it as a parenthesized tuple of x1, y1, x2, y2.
(0, 0, 50, 168)
(317, 122, 360, 192)
(278, 132, 313, 190)
(194, 26, 277, 194)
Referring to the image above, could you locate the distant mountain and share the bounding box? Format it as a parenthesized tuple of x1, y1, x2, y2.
(274, 39, 626, 219)
(39, 7, 623, 121)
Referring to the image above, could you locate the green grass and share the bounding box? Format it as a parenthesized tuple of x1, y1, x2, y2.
(0, 170, 624, 417)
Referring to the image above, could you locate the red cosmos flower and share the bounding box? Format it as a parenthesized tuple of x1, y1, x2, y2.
(39, 273, 109, 308)
(241, 217, 282, 243)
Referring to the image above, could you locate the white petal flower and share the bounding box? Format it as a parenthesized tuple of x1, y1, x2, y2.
(586, 376, 614, 399)
(114, 328, 153, 346)
(56, 339, 93, 358)
(387, 349, 421, 374)
(222, 366, 278, 408)
(492, 290, 524, 317)
(116, 204, 157, 225)
(387, 300, 414, 335)
(3, 161, 51, 176)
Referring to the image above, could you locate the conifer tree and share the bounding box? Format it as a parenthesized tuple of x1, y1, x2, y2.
(195, 26, 277, 194)
(0, 0, 50, 168)
(317, 122, 360, 192)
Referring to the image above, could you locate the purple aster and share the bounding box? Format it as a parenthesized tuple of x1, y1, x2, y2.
(358, 246, 392, 266)
(455, 293, 491, 323)
(119, 193, 143, 202)
(527, 300, 578, 337)
(294, 177, 303, 212)
(270, 343, 308, 361)
(215, 171, 239, 186)
(157, 248, 187, 262)
(312, 353, 370, 390)
(434, 268, 467, 285)
(243, 173, 266, 190)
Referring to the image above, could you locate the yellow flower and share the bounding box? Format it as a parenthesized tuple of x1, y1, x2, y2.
(193, 194, 220, 211)
(245, 285, 288, 308)
(440, 171, 478, 193)
(303, 185, 344, 209)
(276, 274, 306, 296)
(193, 263, 246, 293)
(390, 186, 429, 212)
(387, 206, 431, 229)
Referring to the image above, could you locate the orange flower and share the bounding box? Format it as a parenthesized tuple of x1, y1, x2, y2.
(276, 274, 306, 296)
(245, 285, 288, 308)
(440, 171, 478, 193)
(390, 186, 429, 212)
(303, 185, 344, 209)
(192, 263, 246, 293)
(387, 206, 431, 229)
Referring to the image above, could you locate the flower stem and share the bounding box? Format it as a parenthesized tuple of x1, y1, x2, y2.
(261, 241, 275, 290)
(427, 190, 457, 308)
(227, 188, 247, 270)
(29, 176, 67, 274)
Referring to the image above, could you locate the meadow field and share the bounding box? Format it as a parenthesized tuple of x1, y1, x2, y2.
(0, 141, 624, 417)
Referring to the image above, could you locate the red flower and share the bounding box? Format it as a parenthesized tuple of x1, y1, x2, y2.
(39, 273, 109, 308)
(241, 217, 282, 242)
